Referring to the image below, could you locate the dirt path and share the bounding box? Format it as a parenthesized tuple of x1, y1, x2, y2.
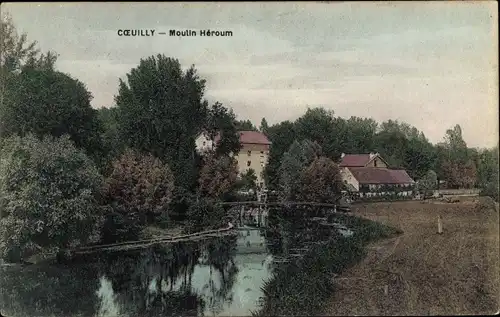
(324, 198, 500, 316)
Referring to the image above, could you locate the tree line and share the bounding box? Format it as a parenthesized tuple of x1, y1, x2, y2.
(261, 108, 498, 200)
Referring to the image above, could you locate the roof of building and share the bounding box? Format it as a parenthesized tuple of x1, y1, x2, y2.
(339, 154, 372, 167)
(237, 130, 271, 145)
(200, 130, 271, 146)
(348, 167, 415, 184)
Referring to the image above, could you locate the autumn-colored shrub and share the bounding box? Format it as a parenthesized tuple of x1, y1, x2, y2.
(101, 149, 175, 242)
(198, 150, 238, 199)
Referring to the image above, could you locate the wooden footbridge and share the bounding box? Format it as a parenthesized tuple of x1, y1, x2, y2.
(67, 201, 344, 256)
(70, 223, 237, 255)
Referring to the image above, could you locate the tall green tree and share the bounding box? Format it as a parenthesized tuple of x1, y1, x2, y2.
(234, 119, 257, 131)
(418, 170, 438, 197)
(264, 120, 297, 190)
(97, 106, 126, 173)
(237, 169, 258, 192)
(295, 156, 343, 204)
(204, 102, 241, 157)
(115, 55, 207, 190)
(1, 14, 57, 73)
(1, 68, 104, 162)
(259, 117, 269, 134)
(343, 116, 378, 154)
(294, 108, 341, 159)
(279, 139, 322, 201)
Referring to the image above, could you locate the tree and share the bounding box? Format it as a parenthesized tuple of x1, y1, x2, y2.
(294, 108, 341, 159)
(279, 139, 322, 201)
(115, 55, 207, 191)
(343, 116, 378, 154)
(97, 106, 126, 174)
(102, 149, 175, 242)
(477, 146, 499, 200)
(186, 198, 227, 233)
(198, 150, 238, 199)
(1, 68, 104, 162)
(238, 169, 258, 192)
(374, 130, 408, 168)
(204, 102, 241, 157)
(418, 170, 438, 198)
(1, 14, 57, 73)
(264, 120, 296, 190)
(259, 118, 269, 134)
(0, 134, 103, 262)
(234, 119, 257, 131)
(295, 157, 343, 204)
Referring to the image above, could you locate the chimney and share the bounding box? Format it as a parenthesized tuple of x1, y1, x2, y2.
(369, 152, 375, 159)
(341, 153, 345, 158)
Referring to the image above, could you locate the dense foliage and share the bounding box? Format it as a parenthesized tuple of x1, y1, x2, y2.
(278, 139, 322, 201)
(255, 213, 402, 316)
(295, 157, 343, 204)
(198, 150, 238, 199)
(101, 149, 175, 242)
(0, 134, 103, 262)
(1, 67, 104, 161)
(114, 55, 207, 191)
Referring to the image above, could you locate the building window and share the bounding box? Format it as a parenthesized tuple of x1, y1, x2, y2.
(247, 161, 251, 167)
(202, 141, 206, 146)
(374, 159, 377, 167)
(247, 150, 251, 156)
(260, 151, 264, 155)
(260, 162, 264, 167)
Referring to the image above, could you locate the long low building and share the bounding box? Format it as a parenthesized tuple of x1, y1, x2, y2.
(339, 152, 415, 196)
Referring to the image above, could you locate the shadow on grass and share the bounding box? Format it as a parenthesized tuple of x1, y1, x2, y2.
(253, 214, 403, 316)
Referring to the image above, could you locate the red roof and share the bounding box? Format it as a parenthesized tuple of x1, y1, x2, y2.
(237, 130, 271, 145)
(207, 130, 271, 146)
(340, 154, 372, 167)
(348, 167, 415, 184)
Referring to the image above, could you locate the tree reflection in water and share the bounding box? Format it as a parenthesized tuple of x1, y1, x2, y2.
(0, 263, 100, 317)
(96, 235, 239, 317)
(0, 235, 240, 317)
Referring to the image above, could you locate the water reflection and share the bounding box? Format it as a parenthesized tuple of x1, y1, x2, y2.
(1, 207, 353, 317)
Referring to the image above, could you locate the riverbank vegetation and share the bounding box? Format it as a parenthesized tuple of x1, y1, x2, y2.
(255, 212, 402, 316)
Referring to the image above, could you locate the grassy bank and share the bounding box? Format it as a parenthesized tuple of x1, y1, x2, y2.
(325, 198, 499, 316)
(254, 215, 402, 316)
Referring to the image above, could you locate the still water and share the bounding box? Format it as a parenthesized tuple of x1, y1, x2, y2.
(0, 210, 353, 317)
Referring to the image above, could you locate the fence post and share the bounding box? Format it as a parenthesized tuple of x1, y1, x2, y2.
(437, 215, 443, 234)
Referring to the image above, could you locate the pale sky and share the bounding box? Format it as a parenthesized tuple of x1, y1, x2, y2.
(2, 2, 498, 148)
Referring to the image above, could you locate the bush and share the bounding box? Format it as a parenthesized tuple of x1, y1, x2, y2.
(185, 198, 227, 233)
(0, 134, 103, 262)
(255, 215, 402, 316)
(198, 150, 238, 199)
(102, 149, 175, 243)
(295, 157, 343, 203)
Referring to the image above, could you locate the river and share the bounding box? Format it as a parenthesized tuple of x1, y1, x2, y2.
(0, 208, 354, 317)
